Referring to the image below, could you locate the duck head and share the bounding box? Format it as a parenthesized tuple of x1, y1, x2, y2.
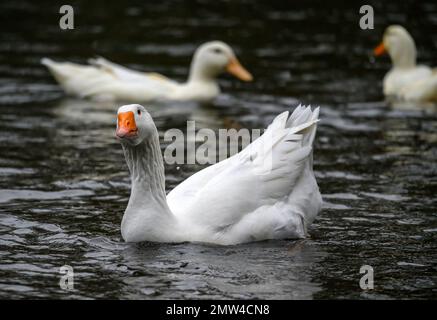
(374, 25, 416, 69)
(116, 104, 155, 146)
(189, 41, 253, 82)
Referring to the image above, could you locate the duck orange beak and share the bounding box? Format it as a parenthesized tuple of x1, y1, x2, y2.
(374, 42, 387, 56)
(116, 111, 138, 138)
(226, 57, 253, 82)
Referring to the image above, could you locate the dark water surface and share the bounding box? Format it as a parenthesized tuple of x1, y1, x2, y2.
(0, 0, 436, 299)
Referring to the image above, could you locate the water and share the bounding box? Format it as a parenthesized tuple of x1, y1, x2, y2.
(1, 0, 436, 299)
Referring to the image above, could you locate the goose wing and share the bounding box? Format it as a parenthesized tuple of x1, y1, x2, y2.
(167, 106, 320, 231)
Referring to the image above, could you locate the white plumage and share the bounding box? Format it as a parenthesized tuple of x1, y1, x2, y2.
(375, 25, 437, 103)
(116, 104, 322, 245)
(41, 41, 252, 103)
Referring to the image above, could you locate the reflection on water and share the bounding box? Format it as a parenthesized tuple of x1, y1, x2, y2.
(0, 0, 436, 299)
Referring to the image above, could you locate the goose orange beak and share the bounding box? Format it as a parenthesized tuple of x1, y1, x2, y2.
(374, 42, 387, 56)
(116, 111, 138, 138)
(226, 57, 253, 82)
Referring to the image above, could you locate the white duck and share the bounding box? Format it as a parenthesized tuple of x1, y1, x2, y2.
(115, 104, 322, 245)
(374, 25, 437, 102)
(41, 41, 253, 103)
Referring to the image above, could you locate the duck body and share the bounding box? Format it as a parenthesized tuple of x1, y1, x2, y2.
(375, 25, 437, 103)
(41, 41, 252, 103)
(383, 65, 437, 102)
(116, 104, 322, 245)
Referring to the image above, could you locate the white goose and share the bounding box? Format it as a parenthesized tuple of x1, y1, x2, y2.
(374, 25, 437, 102)
(115, 104, 322, 245)
(41, 41, 252, 103)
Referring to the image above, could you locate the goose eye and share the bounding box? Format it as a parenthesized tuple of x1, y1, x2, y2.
(213, 48, 222, 54)
(137, 109, 141, 116)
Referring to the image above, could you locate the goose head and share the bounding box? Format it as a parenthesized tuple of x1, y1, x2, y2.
(116, 104, 155, 146)
(189, 41, 253, 82)
(374, 25, 416, 69)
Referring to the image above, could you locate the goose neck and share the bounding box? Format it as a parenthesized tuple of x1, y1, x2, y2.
(123, 136, 166, 202)
(121, 133, 177, 242)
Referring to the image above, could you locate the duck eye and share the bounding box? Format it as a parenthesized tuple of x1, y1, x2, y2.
(137, 109, 141, 116)
(213, 48, 222, 54)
